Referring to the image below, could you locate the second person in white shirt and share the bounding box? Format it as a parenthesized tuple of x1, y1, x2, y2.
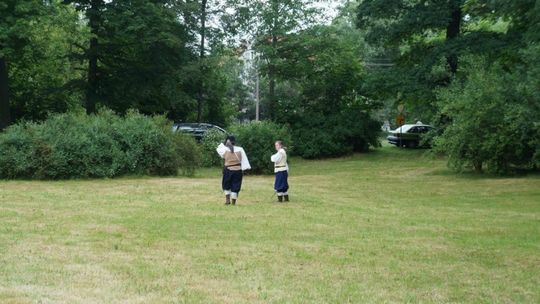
(271, 140, 289, 202)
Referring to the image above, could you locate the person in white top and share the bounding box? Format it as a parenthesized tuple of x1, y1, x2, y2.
(270, 140, 289, 202)
(216, 135, 251, 205)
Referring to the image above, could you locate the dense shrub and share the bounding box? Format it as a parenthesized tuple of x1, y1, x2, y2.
(200, 128, 226, 167)
(292, 108, 381, 159)
(171, 131, 201, 177)
(0, 110, 200, 179)
(229, 121, 292, 174)
(433, 61, 539, 174)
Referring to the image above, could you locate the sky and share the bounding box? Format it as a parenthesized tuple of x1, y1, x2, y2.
(312, 0, 345, 23)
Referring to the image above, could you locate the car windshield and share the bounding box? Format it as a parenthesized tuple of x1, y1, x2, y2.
(173, 123, 227, 135)
(393, 125, 414, 133)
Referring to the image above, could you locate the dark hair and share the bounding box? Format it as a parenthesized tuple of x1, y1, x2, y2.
(225, 135, 236, 152)
(226, 135, 236, 145)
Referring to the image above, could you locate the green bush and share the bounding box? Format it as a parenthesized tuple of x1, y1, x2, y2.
(292, 108, 381, 159)
(200, 128, 226, 167)
(0, 123, 39, 179)
(172, 132, 201, 177)
(0, 110, 200, 179)
(433, 60, 539, 174)
(229, 121, 292, 174)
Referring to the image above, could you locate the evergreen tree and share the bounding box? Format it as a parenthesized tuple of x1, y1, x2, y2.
(0, 0, 46, 129)
(65, 0, 105, 114)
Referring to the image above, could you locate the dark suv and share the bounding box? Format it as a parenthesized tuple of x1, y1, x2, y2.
(172, 123, 226, 141)
(387, 123, 434, 148)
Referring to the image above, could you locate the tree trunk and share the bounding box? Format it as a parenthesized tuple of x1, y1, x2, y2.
(446, 1, 462, 74)
(86, 36, 98, 115)
(85, 0, 102, 115)
(197, 0, 208, 123)
(473, 160, 483, 173)
(0, 55, 11, 131)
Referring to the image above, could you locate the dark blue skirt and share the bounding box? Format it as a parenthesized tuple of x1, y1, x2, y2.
(274, 170, 289, 193)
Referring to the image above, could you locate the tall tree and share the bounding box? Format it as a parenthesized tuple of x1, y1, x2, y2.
(0, 0, 45, 130)
(180, 0, 230, 122)
(431, 0, 540, 173)
(65, 0, 105, 115)
(446, 0, 462, 73)
(0, 54, 10, 131)
(97, 0, 194, 116)
(355, 0, 514, 121)
(10, 2, 87, 122)
(357, 0, 465, 75)
(226, 0, 319, 120)
(63, 0, 200, 120)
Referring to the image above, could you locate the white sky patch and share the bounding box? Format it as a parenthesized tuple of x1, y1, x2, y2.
(312, 0, 344, 24)
(190, 0, 346, 54)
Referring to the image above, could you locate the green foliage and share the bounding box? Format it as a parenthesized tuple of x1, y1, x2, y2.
(355, 0, 515, 123)
(1, 0, 86, 129)
(433, 59, 539, 174)
(274, 26, 365, 112)
(0, 0, 46, 57)
(0, 123, 38, 178)
(224, 0, 321, 119)
(229, 121, 292, 174)
(9, 2, 87, 121)
(199, 128, 226, 167)
(0, 111, 200, 179)
(96, 1, 195, 117)
(356, 0, 540, 175)
(267, 25, 382, 159)
(293, 108, 381, 159)
(520, 44, 540, 168)
(59, 0, 233, 124)
(171, 132, 201, 177)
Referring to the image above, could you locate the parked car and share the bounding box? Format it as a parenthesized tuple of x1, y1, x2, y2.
(387, 123, 434, 148)
(172, 123, 226, 141)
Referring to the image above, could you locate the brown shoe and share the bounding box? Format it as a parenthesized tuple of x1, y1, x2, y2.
(284, 195, 289, 202)
(225, 194, 231, 205)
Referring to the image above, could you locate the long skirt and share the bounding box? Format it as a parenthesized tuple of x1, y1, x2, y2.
(222, 168, 243, 193)
(274, 170, 289, 193)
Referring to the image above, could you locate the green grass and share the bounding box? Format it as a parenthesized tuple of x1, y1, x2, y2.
(1, 147, 539, 303)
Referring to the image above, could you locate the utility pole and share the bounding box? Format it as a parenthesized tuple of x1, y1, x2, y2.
(197, 0, 208, 123)
(255, 58, 260, 121)
(246, 40, 260, 121)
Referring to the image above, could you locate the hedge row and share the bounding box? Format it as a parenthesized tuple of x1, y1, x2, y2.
(1, 112, 382, 179)
(0, 110, 199, 179)
(199, 117, 380, 173)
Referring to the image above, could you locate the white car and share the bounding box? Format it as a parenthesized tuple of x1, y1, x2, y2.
(387, 123, 434, 148)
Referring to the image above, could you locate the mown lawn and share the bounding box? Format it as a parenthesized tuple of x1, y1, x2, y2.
(1, 147, 539, 303)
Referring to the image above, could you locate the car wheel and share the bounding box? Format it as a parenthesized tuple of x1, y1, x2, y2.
(406, 141, 418, 148)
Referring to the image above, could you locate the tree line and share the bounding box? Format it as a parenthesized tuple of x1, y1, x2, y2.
(0, 0, 327, 129)
(1, 0, 539, 173)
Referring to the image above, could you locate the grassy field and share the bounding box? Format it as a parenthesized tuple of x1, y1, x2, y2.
(1, 147, 539, 303)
